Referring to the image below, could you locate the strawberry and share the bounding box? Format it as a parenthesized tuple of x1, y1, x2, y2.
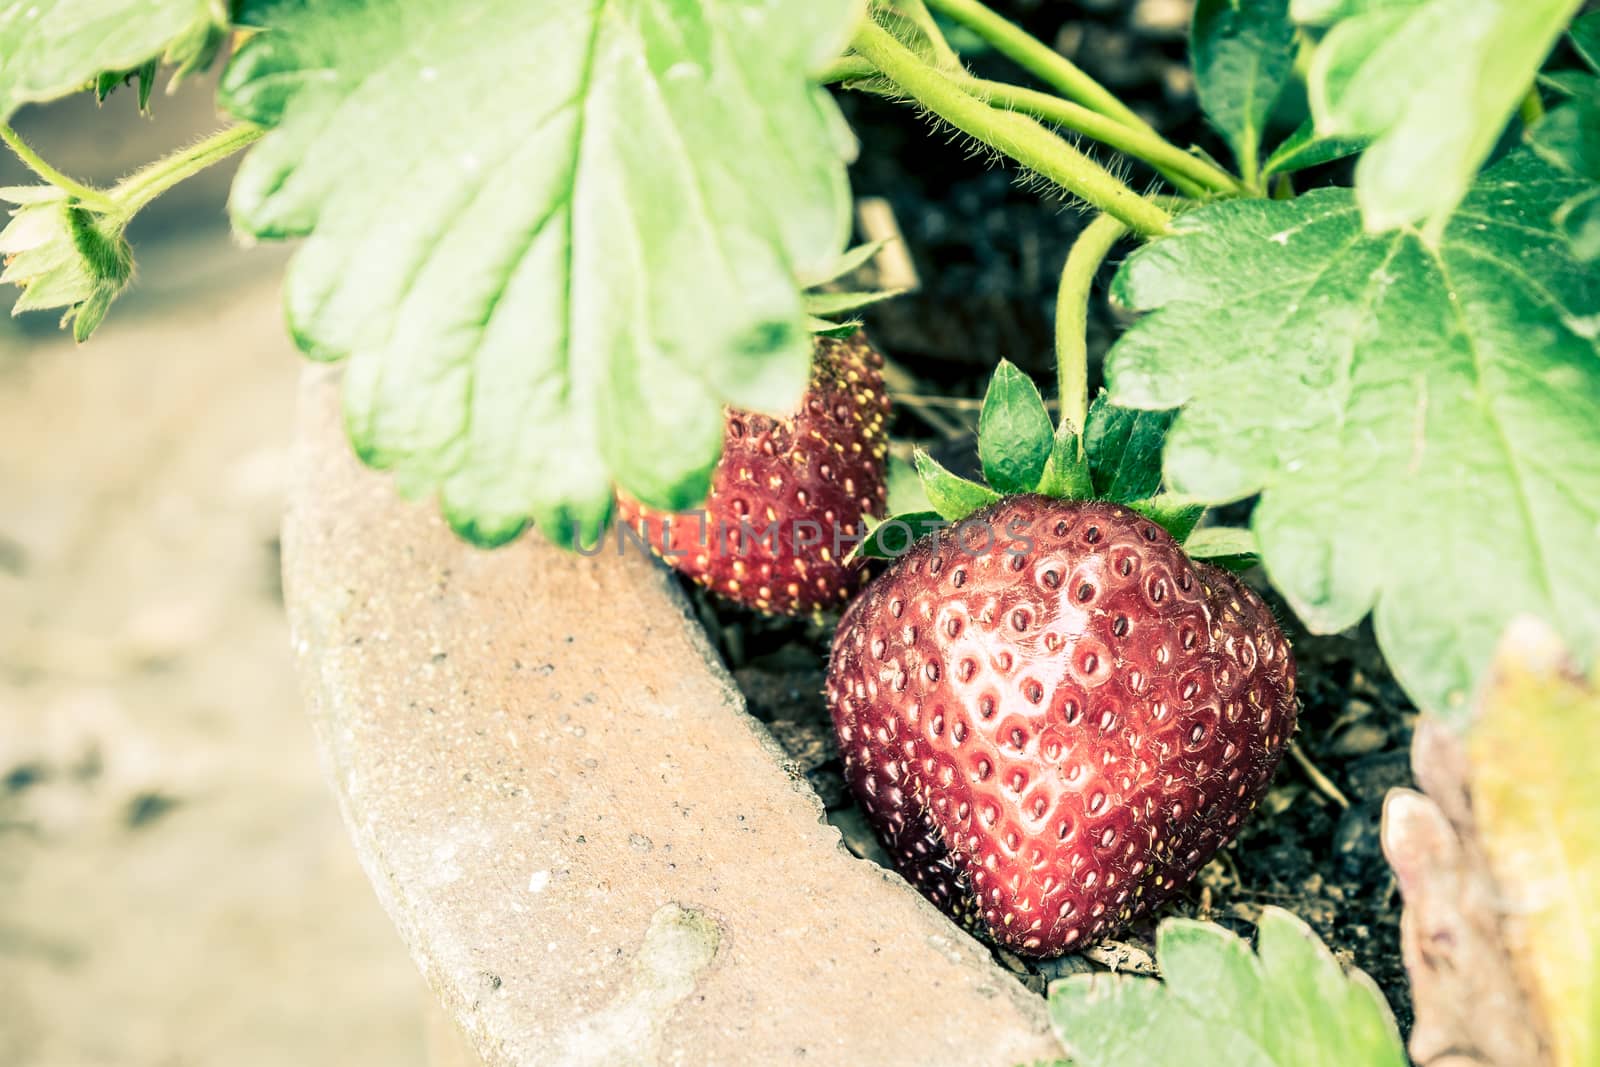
(826, 495, 1296, 955)
(616, 331, 891, 616)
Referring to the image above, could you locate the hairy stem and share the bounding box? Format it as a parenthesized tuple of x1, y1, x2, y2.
(923, 0, 1152, 134)
(113, 124, 264, 215)
(851, 20, 1171, 236)
(892, 0, 962, 69)
(0, 125, 116, 211)
(1055, 213, 1128, 440)
(964, 78, 1243, 197)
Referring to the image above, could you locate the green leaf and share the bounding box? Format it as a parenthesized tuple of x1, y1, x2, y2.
(1466, 620, 1600, 1067)
(1083, 393, 1175, 503)
(855, 511, 947, 560)
(1296, 0, 1584, 233)
(1528, 85, 1600, 180)
(1262, 117, 1369, 177)
(1106, 151, 1600, 718)
(1048, 907, 1407, 1067)
(1191, 0, 1297, 178)
(0, 0, 226, 120)
(978, 360, 1054, 494)
(0, 189, 132, 340)
(1557, 186, 1600, 261)
(914, 448, 1000, 522)
(219, 0, 857, 547)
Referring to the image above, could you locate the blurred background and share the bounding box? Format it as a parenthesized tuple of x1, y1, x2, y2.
(0, 73, 429, 1065)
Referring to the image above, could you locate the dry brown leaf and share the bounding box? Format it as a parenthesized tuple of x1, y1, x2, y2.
(1383, 617, 1599, 1067)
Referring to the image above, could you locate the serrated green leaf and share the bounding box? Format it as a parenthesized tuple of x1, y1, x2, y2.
(0, 191, 131, 339)
(855, 510, 947, 560)
(1467, 621, 1600, 1067)
(0, 0, 225, 120)
(1048, 907, 1407, 1067)
(1262, 117, 1369, 177)
(914, 448, 1000, 522)
(1106, 151, 1600, 718)
(1572, 10, 1600, 72)
(1296, 0, 1583, 233)
(1557, 185, 1600, 260)
(1083, 392, 1175, 503)
(1529, 85, 1600, 180)
(978, 360, 1053, 494)
(219, 0, 856, 546)
(1191, 0, 1297, 178)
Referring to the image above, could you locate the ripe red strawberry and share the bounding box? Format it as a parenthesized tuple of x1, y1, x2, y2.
(826, 496, 1296, 955)
(616, 331, 891, 616)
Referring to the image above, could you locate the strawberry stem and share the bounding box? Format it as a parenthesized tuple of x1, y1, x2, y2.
(0, 125, 116, 212)
(112, 124, 264, 216)
(922, 0, 1152, 134)
(889, 0, 962, 70)
(957, 77, 1243, 199)
(1055, 213, 1128, 441)
(849, 20, 1171, 237)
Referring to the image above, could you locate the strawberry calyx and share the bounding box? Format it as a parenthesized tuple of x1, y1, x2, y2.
(858, 359, 1257, 571)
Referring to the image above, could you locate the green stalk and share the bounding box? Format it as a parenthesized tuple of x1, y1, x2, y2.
(0, 125, 116, 211)
(112, 124, 263, 215)
(923, 0, 1152, 134)
(851, 20, 1171, 237)
(963, 78, 1243, 198)
(1055, 213, 1127, 440)
(819, 54, 879, 84)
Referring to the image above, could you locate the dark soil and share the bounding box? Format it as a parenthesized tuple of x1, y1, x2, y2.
(692, 0, 1416, 1032)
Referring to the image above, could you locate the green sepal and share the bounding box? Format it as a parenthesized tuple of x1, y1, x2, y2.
(803, 288, 908, 318)
(806, 315, 863, 338)
(914, 448, 1000, 522)
(797, 239, 890, 288)
(1184, 526, 1260, 572)
(1128, 494, 1206, 543)
(977, 360, 1054, 494)
(1035, 422, 1093, 499)
(853, 510, 949, 561)
(95, 59, 158, 110)
(0, 189, 132, 341)
(1083, 393, 1175, 503)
